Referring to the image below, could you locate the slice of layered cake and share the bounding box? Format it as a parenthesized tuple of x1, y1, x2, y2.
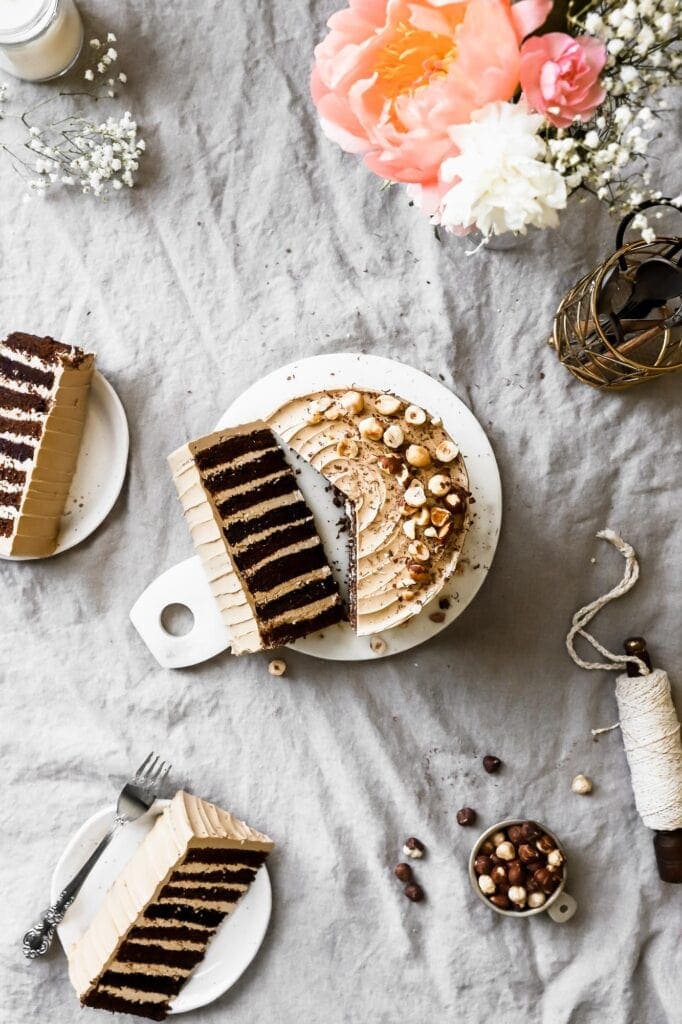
(168, 422, 346, 653)
(67, 791, 274, 1020)
(0, 331, 94, 557)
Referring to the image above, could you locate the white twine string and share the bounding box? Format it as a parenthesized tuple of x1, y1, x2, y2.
(565, 528, 682, 831)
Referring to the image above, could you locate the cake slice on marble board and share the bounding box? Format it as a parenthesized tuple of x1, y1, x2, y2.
(168, 421, 347, 653)
(0, 331, 94, 557)
(67, 790, 274, 1021)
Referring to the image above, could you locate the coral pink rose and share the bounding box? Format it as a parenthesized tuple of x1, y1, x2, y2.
(520, 33, 606, 128)
(311, 0, 552, 186)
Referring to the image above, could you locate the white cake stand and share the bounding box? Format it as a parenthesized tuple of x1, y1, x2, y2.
(130, 353, 502, 665)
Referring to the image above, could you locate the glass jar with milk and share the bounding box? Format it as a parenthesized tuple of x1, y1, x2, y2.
(0, 0, 83, 82)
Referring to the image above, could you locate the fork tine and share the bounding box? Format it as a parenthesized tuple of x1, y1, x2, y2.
(133, 752, 155, 783)
(156, 762, 172, 789)
(146, 757, 169, 789)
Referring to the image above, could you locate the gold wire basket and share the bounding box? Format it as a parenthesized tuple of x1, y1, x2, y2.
(551, 203, 682, 389)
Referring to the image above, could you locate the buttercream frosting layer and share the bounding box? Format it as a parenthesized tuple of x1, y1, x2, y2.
(267, 389, 470, 635)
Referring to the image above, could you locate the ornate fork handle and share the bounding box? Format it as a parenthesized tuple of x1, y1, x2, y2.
(22, 816, 127, 959)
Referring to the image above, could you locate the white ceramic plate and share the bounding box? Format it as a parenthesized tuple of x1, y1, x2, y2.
(1, 370, 129, 560)
(217, 352, 502, 660)
(131, 353, 501, 665)
(52, 801, 272, 1015)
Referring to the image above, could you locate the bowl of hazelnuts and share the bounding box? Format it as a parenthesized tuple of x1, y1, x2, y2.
(469, 819, 577, 922)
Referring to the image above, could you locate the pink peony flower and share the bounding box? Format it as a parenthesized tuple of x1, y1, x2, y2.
(519, 33, 607, 129)
(311, 0, 552, 186)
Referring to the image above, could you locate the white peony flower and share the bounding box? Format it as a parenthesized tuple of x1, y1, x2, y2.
(435, 102, 567, 237)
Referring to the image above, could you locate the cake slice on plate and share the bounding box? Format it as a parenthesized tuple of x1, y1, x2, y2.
(67, 791, 274, 1020)
(168, 421, 346, 653)
(0, 331, 94, 557)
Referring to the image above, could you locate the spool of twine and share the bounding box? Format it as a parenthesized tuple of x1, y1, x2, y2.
(614, 668, 682, 831)
(566, 530, 682, 836)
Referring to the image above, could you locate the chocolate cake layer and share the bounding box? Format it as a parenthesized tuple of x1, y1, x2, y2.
(223, 498, 311, 545)
(0, 354, 55, 389)
(3, 331, 74, 363)
(126, 925, 213, 945)
(0, 383, 49, 415)
(0, 517, 13, 537)
(216, 471, 297, 518)
(233, 518, 317, 573)
(183, 847, 269, 867)
(0, 465, 26, 486)
(262, 601, 347, 646)
(254, 575, 338, 619)
(99, 971, 182, 998)
(0, 438, 35, 463)
(84, 990, 168, 1021)
(144, 903, 227, 928)
(0, 414, 42, 440)
(195, 429, 275, 471)
(158, 883, 247, 902)
(173, 867, 258, 885)
(204, 447, 283, 494)
(116, 943, 206, 971)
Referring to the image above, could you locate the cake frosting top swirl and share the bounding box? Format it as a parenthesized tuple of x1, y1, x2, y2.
(267, 388, 470, 635)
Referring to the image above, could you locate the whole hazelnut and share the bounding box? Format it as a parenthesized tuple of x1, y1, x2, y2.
(427, 473, 451, 497)
(547, 849, 565, 869)
(479, 839, 495, 856)
(306, 409, 324, 425)
(369, 635, 387, 655)
(378, 454, 403, 474)
(456, 807, 477, 827)
(404, 404, 426, 425)
(474, 854, 492, 875)
(507, 825, 523, 845)
(359, 416, 384, 441)
(525, 859, 543, 875)
(435, 439, 459, 462)
(407, 562, 430, 584)
(507, 862, 525, 887)
(394, 862, 413, 883)
(408, 540, 430, 563)
(405, 444, 431, 468)
(478, 875, 496, 896)
(535, 834, 555, 855)
(340, 390, 364, 414)
(508, 885, 527, 907)
(571, 773, 593, 795)
(490, 894, 511, 910)
(336, 438, 359, 459)
(324, 406, 341, 420)
(528, 892, 546, 909)
(491, 865, 507, 884)
(490, 831, 507, 847)
(404, 883, 425, 903)
(518, 843, 537, 864)
(495, 841, 516, 862)
(383, 424, 405, 449)
(520, 821, 541, 842)
(534, 867, 559, 893)
(375, 394, 402, 416)
(267, 659, 286, 677)
(404, 483, 427, 507)
(403, 836, 425, 859)
(445, 491, 465, 511)
(526, 876, 540, 894)
(482, 755, 502, 774)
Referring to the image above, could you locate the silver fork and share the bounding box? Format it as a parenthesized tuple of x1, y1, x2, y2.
(22, 752, 172, 959)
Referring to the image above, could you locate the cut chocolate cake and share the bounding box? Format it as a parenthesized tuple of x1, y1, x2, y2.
(168, 422, 346, 653)
(0, 331, 94, 557)
(67, 791, 274, 1020)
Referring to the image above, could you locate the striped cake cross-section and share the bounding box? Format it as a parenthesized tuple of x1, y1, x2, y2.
(168, 421, 346, 653)
(0, 331, 94, 557)
(67, 791, 274, 1020)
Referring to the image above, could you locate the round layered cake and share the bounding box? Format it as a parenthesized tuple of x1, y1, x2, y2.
(267, 388, 470, 636)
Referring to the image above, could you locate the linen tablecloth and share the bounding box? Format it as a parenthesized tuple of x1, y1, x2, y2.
(2, 2, 681, 1022)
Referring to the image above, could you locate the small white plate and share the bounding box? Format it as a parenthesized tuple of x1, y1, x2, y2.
(52, 801, 273, 1015)
(131, 352, 501, 664)
(1, 370, 129, 561)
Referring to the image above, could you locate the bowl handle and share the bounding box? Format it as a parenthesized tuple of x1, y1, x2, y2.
(547, 892, 577, 923)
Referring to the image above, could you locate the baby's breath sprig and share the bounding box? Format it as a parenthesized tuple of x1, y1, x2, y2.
(1, 28, 145, 199)
(546, 0, 681, 239)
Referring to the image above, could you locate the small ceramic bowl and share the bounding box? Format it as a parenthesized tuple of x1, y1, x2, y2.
(468, 818, 577, 923)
